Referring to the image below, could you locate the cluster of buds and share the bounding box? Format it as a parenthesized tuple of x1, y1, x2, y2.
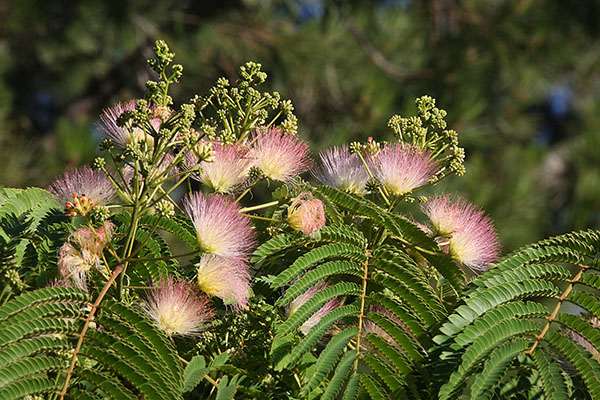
(65, 193, 94, 217)
(155, 199, 175, 218)
(386, 96, 465, 181)
(193, 62, 298, 143)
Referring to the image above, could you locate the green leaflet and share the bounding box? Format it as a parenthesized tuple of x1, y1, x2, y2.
(531, 349, 571, 400)
(272, 242, 367, 289)
(275, 282, 362, 339)
(303, 326, 359, 395)
(183, 356, 209, 392)
(276, 260, 363, 307)
(215, 375, 241, 400)
(469, 338, 530, 400)
(432, 230, 600, 399)
(284, 305, 359, 369)
(0, 287, 184, 399)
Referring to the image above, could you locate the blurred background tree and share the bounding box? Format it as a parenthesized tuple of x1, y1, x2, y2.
(1, 0, 599, 252)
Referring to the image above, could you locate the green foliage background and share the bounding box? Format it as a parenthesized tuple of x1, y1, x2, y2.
(1, 0, 600, 252)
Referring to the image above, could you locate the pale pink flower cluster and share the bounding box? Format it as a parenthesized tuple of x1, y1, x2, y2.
(247, 127, 311, 182)
(313, 146, 369, 195)
(182, 127, 312, 193)
(370, 143, 438, 196)
(58, 222, 113, 289)
(183, 192, 256, 258)
(187, 142, 251, 193)
(422, 195, 500, 271)
(48, 167, 116, 216)
(196, 255, 251, 310)
(144, 278, 213, 337)
(183, 192, 256, 309)
(287, 192, 326, 235)
(287, 281, 341, 335)
(98, 100, 162, 148)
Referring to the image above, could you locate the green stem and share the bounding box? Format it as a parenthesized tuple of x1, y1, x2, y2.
(239, 200, 279, 213)
(128, 215, 163, 259)
(356, 151, 390, 206)
(354, 250, 371, 371)
(235, 180, 260, 203)
(243, 214, 285, 223)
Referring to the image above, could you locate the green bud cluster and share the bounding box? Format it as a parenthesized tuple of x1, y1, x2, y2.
(365, 179, 380, 193)
(388, 95, 466, 182)
(194, 141, 215, 163)
(348, 142, 363, 154)
(155, 199, 175, 218)
(193, 61, 298, 143)
(100, 139, 114, 151)
(5, 269, 23, 291)
(249, 166, 264, 180)
(90, 205, 111, 222)
(92, 157, 106, 170)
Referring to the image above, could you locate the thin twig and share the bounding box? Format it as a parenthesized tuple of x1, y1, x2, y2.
(526, 263, 589, 355)
(59, 265, 124, 399)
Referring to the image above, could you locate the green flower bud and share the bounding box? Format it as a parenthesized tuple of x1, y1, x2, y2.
(93, 157, 106, 170)
(155, 199, 175, 218)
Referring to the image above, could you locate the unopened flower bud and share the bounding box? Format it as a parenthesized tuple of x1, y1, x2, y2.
(6, 269, 23, 291)
(153, 106, 171, 121)
(364, 137, 381, 156)
(348, 142, 363, 154)
(195, 141, 215, 163)
(287, 192, 326, 236)
(248, 166, 263, 180)
(93, 157, 106, 170)
(156, 199, 175, 218)
(90, 205, 111, 222)
(100, 139, 114, 151)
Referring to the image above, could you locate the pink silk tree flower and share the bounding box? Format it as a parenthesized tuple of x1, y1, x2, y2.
(183, 192, 256, 258)
(313, 145, 370, 195)
(48, 166, 117, 217)
(248, 127, 312, 182)
(196, 255, 252, 310)
(422, 195, 500, 271)
(58, 222, 113, 289)
(287, 281, 341, 335)
(287, 192, 326, 235)
(144, 278, 213, 336)
(187, 142, 251, 193)
(370, 143, 438, 196)
(97, 100, 161, 148)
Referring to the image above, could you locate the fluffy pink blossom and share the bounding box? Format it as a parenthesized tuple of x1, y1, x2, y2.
(196, 255, 252, 310)
(370, 143, 438, 196)
(248, 127, 311, 182)
(144, 278, 213, 336)
(183, 192, 256, 258)
(313, 145, 370, 195)
(58, 222, 113, 289)
(187, 142, 251, 193)
(287, 192, 326, 235)
(97, 100, 161, 148)
(287, 281, 341, 335)
(48, 167, 116, 216)
(422, 195, 500, 271)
